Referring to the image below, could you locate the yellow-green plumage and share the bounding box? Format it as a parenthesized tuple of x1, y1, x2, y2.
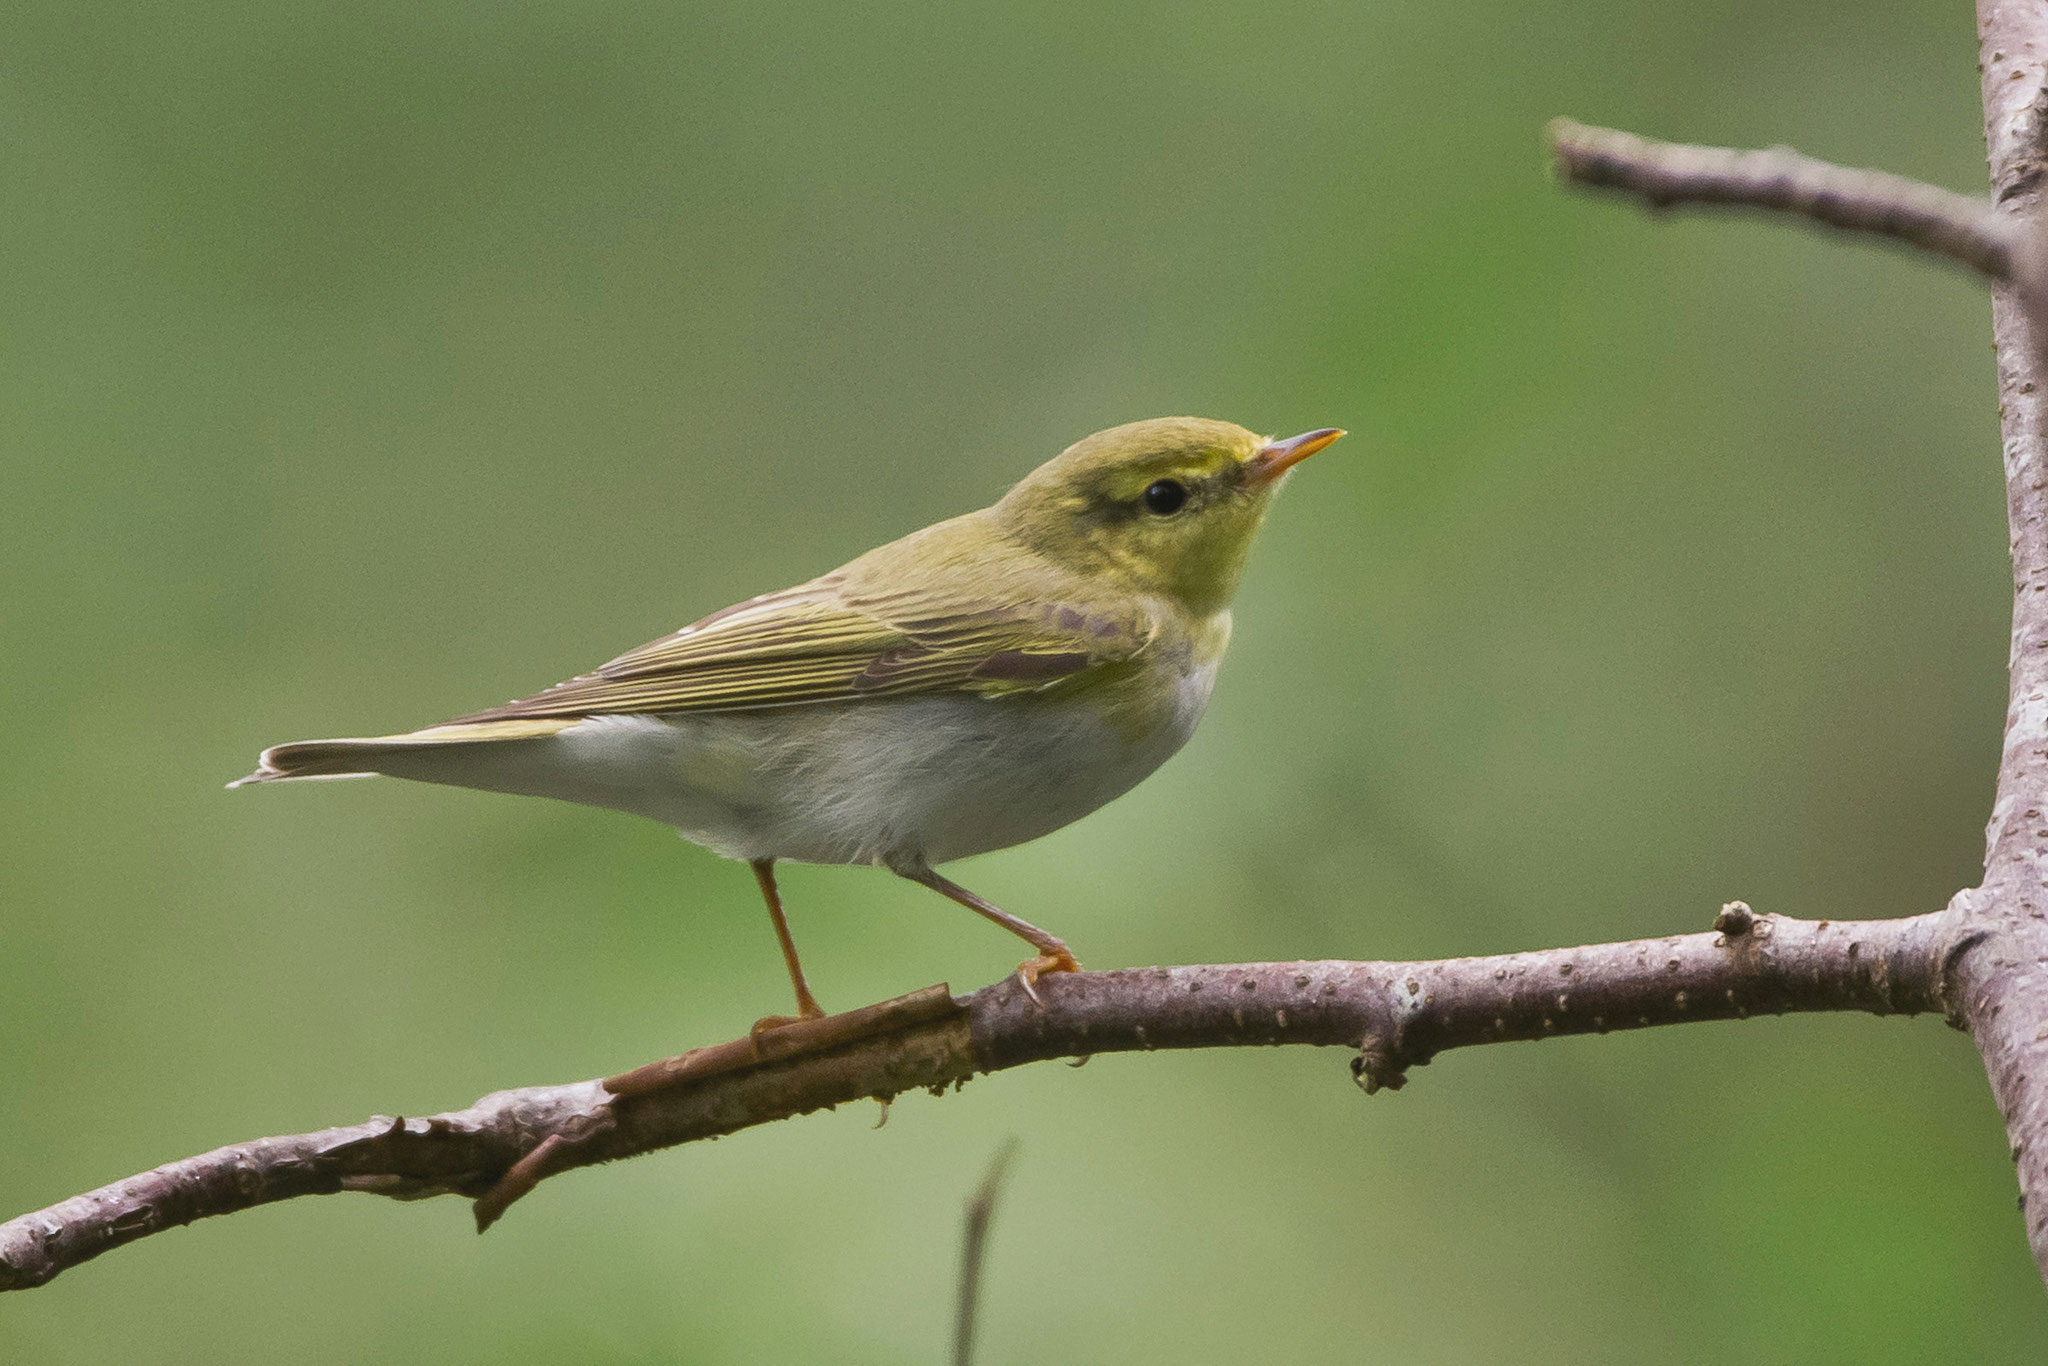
(234, 416, 1341, 1000)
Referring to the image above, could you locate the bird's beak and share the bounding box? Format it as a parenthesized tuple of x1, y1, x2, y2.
(1246, 428, 1346, 484)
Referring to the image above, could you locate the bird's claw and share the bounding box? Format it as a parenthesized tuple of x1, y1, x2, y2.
(1014, 949, 1081, 1006)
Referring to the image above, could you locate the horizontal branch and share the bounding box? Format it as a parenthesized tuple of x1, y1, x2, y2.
(0, 905, 1966, 1292)
(1549, 118, 2019, 280)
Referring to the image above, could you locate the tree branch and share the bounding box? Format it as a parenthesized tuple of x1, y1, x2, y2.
(1548, 118, 2019, 280)
(1545, 48, 2048, 1286)
(0, 906, 1965, 1293)
(1957, 1, 2048, 1283)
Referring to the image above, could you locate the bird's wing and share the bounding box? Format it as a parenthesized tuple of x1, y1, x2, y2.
(448, 576, 1157, 722)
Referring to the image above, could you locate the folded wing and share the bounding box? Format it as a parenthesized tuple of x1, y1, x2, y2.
(448, 575, 1157, 723)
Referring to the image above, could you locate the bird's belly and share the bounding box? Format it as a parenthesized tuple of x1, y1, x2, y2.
(529, 663, 1216, 867)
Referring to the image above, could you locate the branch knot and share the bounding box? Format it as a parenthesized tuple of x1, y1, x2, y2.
(1713, 901, 1757, 941)
(1352, 1034, 1409, 1095)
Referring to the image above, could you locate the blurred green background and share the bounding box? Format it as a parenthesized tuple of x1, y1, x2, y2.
(4, 0, 2040, 1360)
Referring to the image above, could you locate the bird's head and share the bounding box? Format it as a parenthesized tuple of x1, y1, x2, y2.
(993, 417, 1344, 615)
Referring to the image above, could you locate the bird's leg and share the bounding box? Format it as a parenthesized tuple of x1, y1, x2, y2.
(749, 859, 828, 1032)
(897, 863, 1081, 1004)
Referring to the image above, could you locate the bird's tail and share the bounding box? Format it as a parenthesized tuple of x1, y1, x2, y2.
(227, 719, 580, 787)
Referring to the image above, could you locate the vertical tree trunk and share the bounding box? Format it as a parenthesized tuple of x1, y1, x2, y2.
(1966, 0, 2048, 1283)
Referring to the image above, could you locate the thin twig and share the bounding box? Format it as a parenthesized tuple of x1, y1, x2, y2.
(1548, 118, 2019, 280)
(952, 1139, 1018, 1366)
(0, 906, 1964, 1292)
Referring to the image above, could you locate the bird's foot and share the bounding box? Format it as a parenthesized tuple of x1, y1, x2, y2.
(1014, 949, 1081, 1006)
(749, 1002, 828, 1037)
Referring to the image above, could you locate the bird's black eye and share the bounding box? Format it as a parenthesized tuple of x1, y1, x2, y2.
(1142, 479, 1188, 515)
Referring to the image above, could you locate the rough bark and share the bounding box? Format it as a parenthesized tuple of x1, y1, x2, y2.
(0, 910, 1962, 1291)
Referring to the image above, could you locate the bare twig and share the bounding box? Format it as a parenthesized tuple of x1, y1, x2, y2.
(1548, 118, 2019, 280)
(952, 1139, 1018, 1366)
(0, 907, 1964, 1292)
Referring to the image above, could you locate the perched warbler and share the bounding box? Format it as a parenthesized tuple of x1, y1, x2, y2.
(234, 417, 1343, 1018)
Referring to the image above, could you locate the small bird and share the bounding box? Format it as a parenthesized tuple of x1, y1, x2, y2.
(234, 417, 1342, 1020)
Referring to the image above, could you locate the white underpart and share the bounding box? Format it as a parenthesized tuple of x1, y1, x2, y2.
(365, 657, 1221, 868)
